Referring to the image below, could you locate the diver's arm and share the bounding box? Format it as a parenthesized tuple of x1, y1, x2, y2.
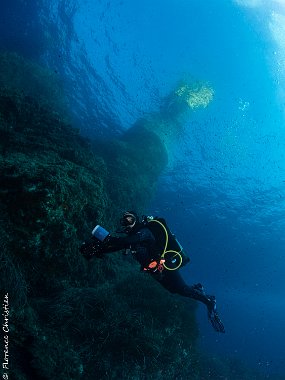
(102, 236, 131, 252)
(79, 236, 128, 259)
(102, 232, 149, 252)
(80, 229, 153, 259)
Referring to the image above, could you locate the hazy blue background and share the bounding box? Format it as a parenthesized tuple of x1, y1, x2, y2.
(1, 0, 285, 376)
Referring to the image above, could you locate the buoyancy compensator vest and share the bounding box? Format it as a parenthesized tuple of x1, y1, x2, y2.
(143, 216, 190, 271)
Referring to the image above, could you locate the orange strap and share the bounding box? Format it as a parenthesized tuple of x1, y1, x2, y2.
(144, 259, 165, 272)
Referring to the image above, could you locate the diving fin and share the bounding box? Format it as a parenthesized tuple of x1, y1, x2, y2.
(207, 296, 225, 333)
(208, 310, 225, 333)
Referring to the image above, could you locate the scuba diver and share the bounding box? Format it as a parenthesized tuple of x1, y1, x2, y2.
(80, 211, 225, 333)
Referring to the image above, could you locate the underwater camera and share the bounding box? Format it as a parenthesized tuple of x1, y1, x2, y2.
(80, 225, 110, 260)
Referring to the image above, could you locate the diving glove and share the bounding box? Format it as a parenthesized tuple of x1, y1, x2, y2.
(80, 237, 104, 260)
(207, 296, 225, 333)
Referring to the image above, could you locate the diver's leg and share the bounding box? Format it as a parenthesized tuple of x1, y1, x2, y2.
(181, 281, 225, 333)
(152, 271, 225, 333)
(153, 271, 210, 304)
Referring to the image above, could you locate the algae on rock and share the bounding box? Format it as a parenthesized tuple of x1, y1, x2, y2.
(0, 53, 201, 380)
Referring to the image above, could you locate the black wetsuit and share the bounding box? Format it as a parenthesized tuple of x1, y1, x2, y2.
(103, 224, 213, 308)
(81, 222, 225, 332)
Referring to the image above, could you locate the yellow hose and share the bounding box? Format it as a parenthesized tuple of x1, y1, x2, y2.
(148, 220, 182, 270)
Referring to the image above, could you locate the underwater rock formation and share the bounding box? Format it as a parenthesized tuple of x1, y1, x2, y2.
(0, 53, 200, 380)
(0, 52, 67, 117)
(1, 53, 279, 380)
(94, 80, 215, 212)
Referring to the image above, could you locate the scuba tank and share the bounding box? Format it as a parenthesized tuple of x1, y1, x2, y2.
(143, 216, 190, 271)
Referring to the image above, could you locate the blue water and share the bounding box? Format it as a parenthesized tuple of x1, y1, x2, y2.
(2, 0, 285, 376)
